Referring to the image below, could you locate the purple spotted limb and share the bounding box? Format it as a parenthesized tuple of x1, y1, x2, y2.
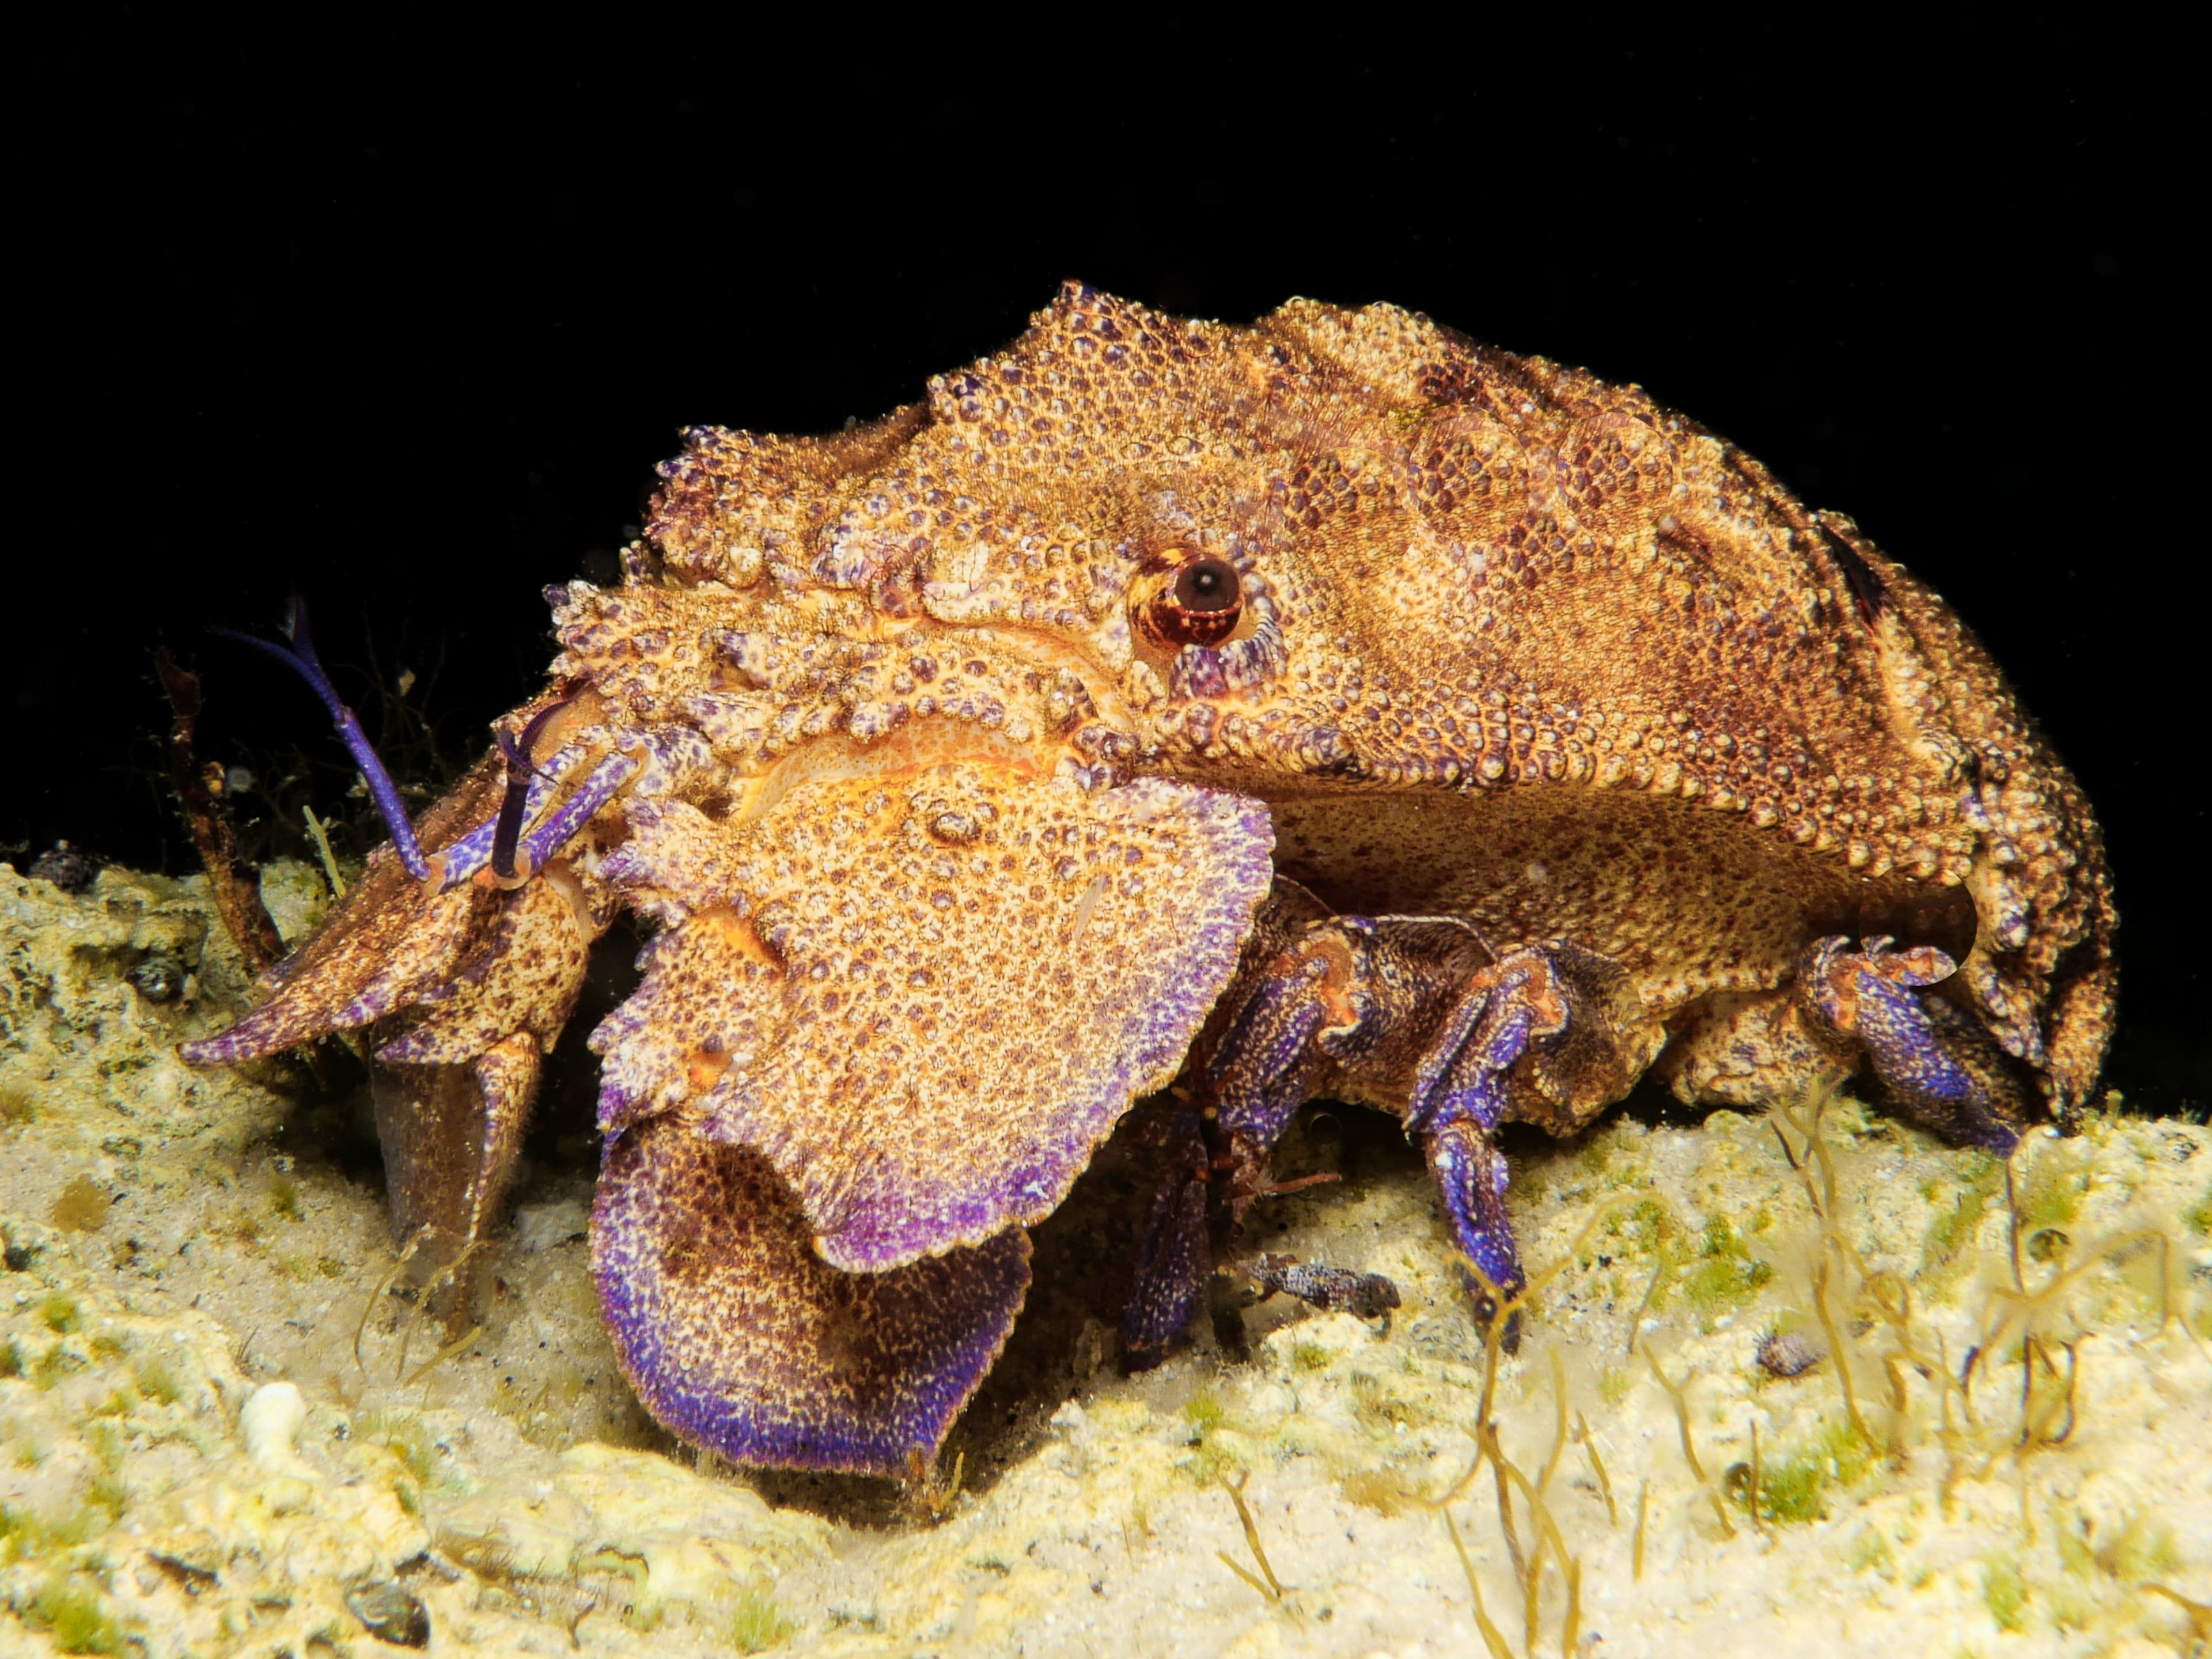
(1125, 913, 1632, 1363)
(1796, 934, 2025, 1154)
(176, 622, 627, 1332)
(1125, 908, 2033, 1369)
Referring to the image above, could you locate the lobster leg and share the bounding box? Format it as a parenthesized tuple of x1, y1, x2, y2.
(1796, 935, 2027, 1154)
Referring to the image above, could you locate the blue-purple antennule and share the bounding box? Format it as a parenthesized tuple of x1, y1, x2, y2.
(214, 597, 430, 882)
(491, 696, 575, 883)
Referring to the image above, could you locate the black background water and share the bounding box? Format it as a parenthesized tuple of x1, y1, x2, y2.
(13, 16, 2199, 1108)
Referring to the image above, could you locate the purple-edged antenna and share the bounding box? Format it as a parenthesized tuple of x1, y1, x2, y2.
(214, 597, 431, 881)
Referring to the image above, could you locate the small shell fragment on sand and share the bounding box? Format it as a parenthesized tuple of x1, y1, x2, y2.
(241, 1380, 307, 1468)
(1756, 1330, 1827, 1378)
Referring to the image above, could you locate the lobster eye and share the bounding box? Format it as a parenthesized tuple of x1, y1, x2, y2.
(1173, 556, 1240, 612)
(1142, 555, 1244, 649)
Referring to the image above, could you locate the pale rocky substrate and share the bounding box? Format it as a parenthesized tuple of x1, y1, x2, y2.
(2, 861, 2209, 1658)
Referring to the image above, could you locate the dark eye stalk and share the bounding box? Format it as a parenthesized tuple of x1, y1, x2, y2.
(1142, 555, 1244, 649)
(492, 695, 578, 882)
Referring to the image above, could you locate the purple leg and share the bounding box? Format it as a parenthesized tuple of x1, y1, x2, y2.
(1122, 1106, 1213, 1365)
(1122, 918, 1360, 1367)
(1797, 935, 2022, 1154)
(1403, 960, 1558, 1344)
(1207, 937, 1348, 1143)
(1425, 1116, 1522, 1313)
(1407, 942, 1638, 1344)
(1406, 979, 1541, 1136)
(1124, 911, 1493, 1362)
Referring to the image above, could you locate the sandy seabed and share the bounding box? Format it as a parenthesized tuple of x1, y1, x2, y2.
(3, 861, 2209, 1658)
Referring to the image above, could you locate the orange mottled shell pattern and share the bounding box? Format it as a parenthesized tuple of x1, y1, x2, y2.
(183, 284, 2113, 1475)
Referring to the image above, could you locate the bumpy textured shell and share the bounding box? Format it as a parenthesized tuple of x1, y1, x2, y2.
(627, 283, 2111, 1118)
(184, 285, 2113, 1477)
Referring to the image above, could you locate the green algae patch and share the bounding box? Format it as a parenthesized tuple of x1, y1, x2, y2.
(0, 1081, 36, 1128)
(1609, 1196, 1683, 1260)
(39, 1293, 82, 1336)
(132, 1354, 182, 1407)
(268, 1172, 303, 1221)
(1176, 1388, 1249, 1482)
(2185, 1186, 2211, 1237)
(1179, 1391, 1225, 1441)
(2054, 1505, 2180, 1586)
(1676, 1216, 1774, 1323)
(25, 1570, 128, 1656)
(3, 1498, 108, 1560)
(1844, 1527, 1895, 1580)
(357, 1408, 444, 1489)
(728, 1584, 796, 1653)
(2017, 1138, 2096, 1231)
(1741, 1417, 1876, 1525)
(1915, 1154, 2005, 1299)
(1982, 1558, 2028, 1633)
